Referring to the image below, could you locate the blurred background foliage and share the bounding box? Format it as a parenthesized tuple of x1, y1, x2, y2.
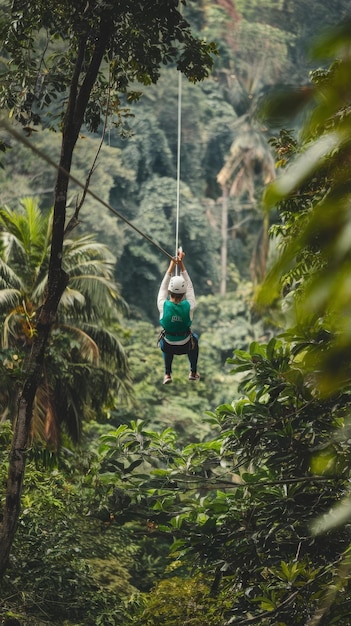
(2, 0, 351, 625)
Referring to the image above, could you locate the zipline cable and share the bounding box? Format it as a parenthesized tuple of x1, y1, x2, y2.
(0, 120, 174, 261)
(175, 68, 182, 274)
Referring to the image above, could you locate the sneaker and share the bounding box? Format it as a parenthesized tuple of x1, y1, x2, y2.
(163, 374, 172, 385)
(189, 372, 200, 381)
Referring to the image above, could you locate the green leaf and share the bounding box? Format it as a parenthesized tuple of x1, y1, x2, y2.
(264, 132, 340, 209)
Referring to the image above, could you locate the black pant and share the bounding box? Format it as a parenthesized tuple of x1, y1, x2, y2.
(159, 333, 199, 374)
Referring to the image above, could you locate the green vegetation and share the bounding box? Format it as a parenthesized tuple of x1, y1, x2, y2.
(1, 1, 351, 625)
(0, 197, 131, 447)
(0, 0, 217, 579)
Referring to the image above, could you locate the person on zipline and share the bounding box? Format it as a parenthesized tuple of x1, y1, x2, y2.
(157, 248, 200, 385)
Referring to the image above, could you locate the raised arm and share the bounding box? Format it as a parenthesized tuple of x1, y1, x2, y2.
(157, 250, 196, 317)
(177, 249, 196, 314)
(157, 257, 177, 315)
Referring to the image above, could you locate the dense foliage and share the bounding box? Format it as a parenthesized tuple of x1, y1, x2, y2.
(0, 197, 131, 448)
(2, 2, 351, 626)
(0, 0, 218, 581)
(1, 0, 348, 314)
(92, 335, 351, 625)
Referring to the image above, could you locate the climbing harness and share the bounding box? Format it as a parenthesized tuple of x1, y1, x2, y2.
(157, 328, 195, 351)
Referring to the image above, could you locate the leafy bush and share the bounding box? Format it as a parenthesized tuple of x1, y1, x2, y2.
(0, 437, 138, 626)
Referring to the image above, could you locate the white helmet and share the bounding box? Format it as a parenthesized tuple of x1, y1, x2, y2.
(169, 275, 186, 294)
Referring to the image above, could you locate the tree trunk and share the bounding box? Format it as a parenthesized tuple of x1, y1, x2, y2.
(0, 17, 112, 579)
(0, 273, 68, 577)
(249, 212, 270, 284)
(220, 186, 228, 296)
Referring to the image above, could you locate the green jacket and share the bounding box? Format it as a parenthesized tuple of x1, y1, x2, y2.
(160, 299, 192, 342)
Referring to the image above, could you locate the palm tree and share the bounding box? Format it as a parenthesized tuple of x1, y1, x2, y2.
(0, 197, 131, 449)
(210, 10, 286, 293)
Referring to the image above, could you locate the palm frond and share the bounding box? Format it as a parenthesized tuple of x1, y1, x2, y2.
(21, 197, 45, 238)
(32, 375, 61, 450)
(59, 287, 86, 309)
(0, 357, 20, 422)
(2, 307, 25, 348)
(0, 257, 24, 291)
(40, 209, 54, 267)
(63, 235, 116, 264)
(79, 322, 129, 373)
(56, 319, 130, 380)
(59, 324, 100, 363)
(0, 200, 51, 290)
(0, 198, 133, 448)
(0, 231, 26, 269)
(62, 274, 128, 319)
(0, 288, 21, 313)
(67, 258, 114, 278)
(69, 273, 118, 296)
(31, 275, 48, 306)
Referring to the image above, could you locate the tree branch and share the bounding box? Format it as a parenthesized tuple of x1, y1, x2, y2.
(64, 68, 112, 236)
(226, 590, 300, 625)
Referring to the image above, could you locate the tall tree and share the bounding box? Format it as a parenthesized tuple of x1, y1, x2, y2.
(0, 0, 216, 577)
(261, 18, 351, 391)
(91, 16, 351, 625)
(0, 197, 130, 448)
(95, 335, 351, 625)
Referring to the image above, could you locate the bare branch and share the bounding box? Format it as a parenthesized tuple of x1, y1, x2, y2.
(65, 70, 112, 237)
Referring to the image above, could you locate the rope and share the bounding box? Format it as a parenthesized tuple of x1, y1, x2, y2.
(0, 120, 174, 261)
(175, 69, 182, 257)
(175, 69, 182, 275)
